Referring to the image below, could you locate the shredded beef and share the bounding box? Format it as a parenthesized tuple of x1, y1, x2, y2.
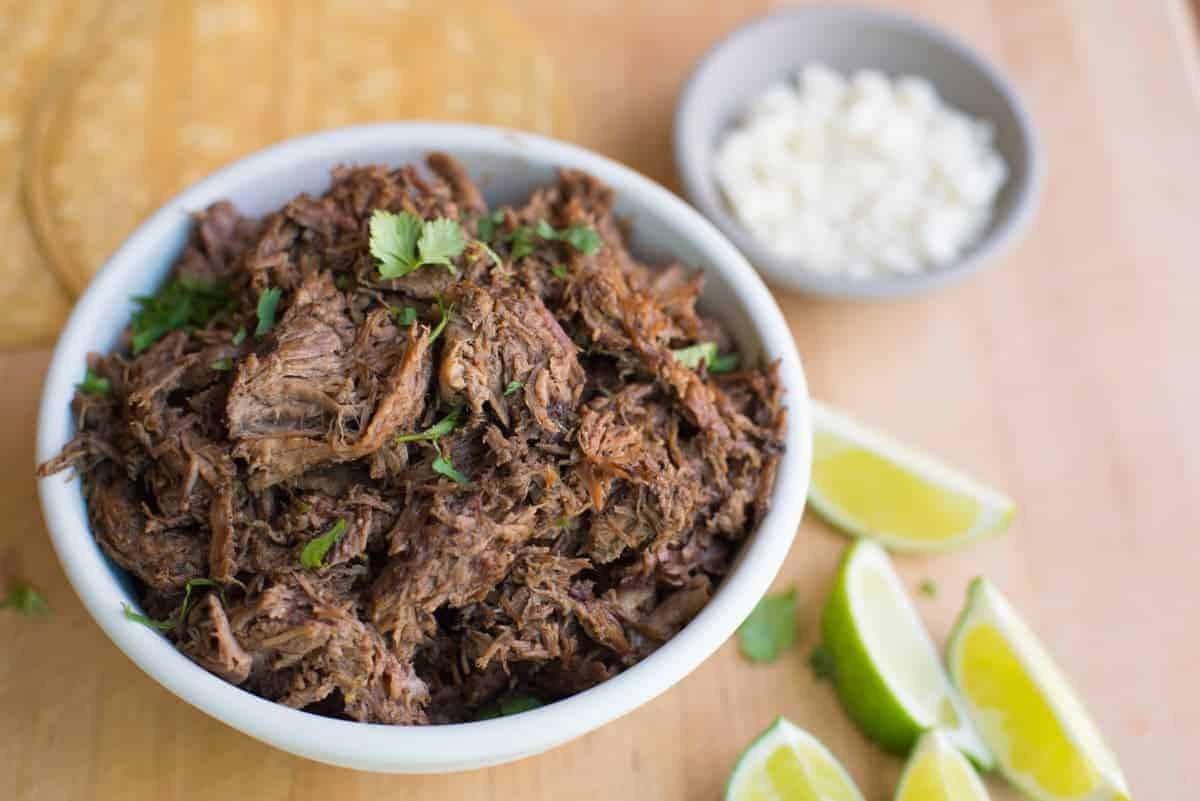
(38, 156, 785, 724)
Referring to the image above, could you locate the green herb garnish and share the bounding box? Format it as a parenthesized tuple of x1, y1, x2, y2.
(255, 287, 282, 337)
(737, 586, 796, 663)
(551, 264, 569, 279)
(553, 516, 570, 528)
(1, 582, 49, 618)
(370, 209, 466, 279)
(476, 695, 543, 720)
(334, 274, 350, 290)
(809, 644, 837, 683)
(918, 579, 938, 598)
(558, 224, 602, 255)
(210, 357, 233, 372)
(430, 300, 453, 344)
(300, 518, 348, 570)
(77, 368, 111, 397)
(395, 408, 460, 444)
(477, 241, 503, 268)
(505, 226, 538, 261)
(476, 210, 504, 244)
(130, 277, 231, 354)
(122, 578, 223, 631)
(503, 380, 523, 397)
(392, 306, 419, 326)
(432, 454, 469, 485)
(671, 341, 739, 373)
(232, 325, 247, 346)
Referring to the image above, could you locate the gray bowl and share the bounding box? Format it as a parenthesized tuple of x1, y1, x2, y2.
(674, 5, 1043, 298)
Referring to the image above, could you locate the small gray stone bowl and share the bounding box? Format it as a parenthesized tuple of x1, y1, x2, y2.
(674, 5, 1044, 298)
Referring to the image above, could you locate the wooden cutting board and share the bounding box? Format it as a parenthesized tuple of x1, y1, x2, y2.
(3, 0, 1199, 799)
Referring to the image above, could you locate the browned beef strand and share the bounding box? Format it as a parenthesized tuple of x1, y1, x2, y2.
(38, 156, 785, 724)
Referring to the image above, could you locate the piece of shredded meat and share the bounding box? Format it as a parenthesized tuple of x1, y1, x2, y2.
(38, 156, 786, 724)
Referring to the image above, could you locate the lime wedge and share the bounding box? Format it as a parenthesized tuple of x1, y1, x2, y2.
(726, 717, 865, 801)
(809, 402, 1014, 552)
(947, 579, 1130, 801)
(895, 729, 991, 801)
(822, 540, 992, 767)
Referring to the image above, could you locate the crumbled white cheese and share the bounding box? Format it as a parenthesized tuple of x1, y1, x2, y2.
(713, 64, 1008, 278)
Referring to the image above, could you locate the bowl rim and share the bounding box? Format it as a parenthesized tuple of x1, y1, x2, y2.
(35, 122, 812, 773)
(673, 3, 1045, 299)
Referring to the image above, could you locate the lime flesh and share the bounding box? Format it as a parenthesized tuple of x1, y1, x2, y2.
(809, 402, 1014, 552)
(726, 717, 865, 801)
(895, 729, 991, 801)
(948, 579, 1130, 801)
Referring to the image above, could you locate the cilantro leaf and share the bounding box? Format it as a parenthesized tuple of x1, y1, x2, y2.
(77, 368, 111, 397)
(534, 219, 558, 240)
(232, 325, 247, 346)
(130, 277, 231, 354)
(551, 264, 569, 279)
(210, 357, 234, 372)
(737, 587, 797, 663)
(432, 454, 469, 485)
(255, 287, 282, 337)
(477, 241, 503, 268)
(476, 210, 504, 244)
(475, 695, 543, 720)
(395, 408, 459, 444)
(371, 209, 422, 279)
(300, 518, 348, 570)
(559, 224, 602, 255)
(392, 306, 418, 326)
(334, 274, 351, 290)
(918, 579, 938, 598)
(809, 644, 837, 683)
(671, 342, 719, 370)
(123, 578, 223, 631)
(671, 341, 739, 373)
(430, 300, 453, 344)
(553, 516, 570, 528)
(505, 226, 537, 261)
(503, 380, 523, 397)
(418, 218, 466, 273)
(1, 582, 49, 618)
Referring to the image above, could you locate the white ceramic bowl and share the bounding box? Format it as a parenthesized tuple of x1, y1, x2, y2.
(36, 123, 811, 773)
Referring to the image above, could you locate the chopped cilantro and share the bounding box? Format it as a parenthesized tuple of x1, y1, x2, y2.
(809, 644, 837, 683)
(123, 578, 223, 631)
(531, 219, 603, 255)
(429, 300, 453, 344)
(505, 226, 538, 260)
(77, 368, 111, 397)
(231, 325, 247, 346)
(395, 408, 460, 444)
(1, 582, 49, 618)
(130, 277, 231, 354)
(918, 579, 938, 598)
(553, 516, 570, 528)
(558, 224, 602, 255)
(432, 454, 469, 485)
(503, 380, 523, 397)
(551, 264, 569, 279)
(392, 306, 418, 326)
(255, 287, 282, 337)
(737, 587, 797, 663)
(210, 357, 234, 371)
(709, 352, 740, 373)
(476, 241, 503, 268)
(334, 274, 350, 290)
(371, 209, 465, 279)
(671, 341, 738, 373)
(300, 518, 348, 570)
(476, 695, 543, 720)
(476, 210, 504, 244)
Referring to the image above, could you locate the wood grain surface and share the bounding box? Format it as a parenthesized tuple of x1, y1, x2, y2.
(3, 0, 1199, 799)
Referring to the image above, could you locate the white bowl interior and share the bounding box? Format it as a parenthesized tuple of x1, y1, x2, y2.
(36, 123, 811, 773)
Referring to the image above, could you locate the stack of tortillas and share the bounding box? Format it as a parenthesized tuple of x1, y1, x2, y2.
(7, 0, 574, 347)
